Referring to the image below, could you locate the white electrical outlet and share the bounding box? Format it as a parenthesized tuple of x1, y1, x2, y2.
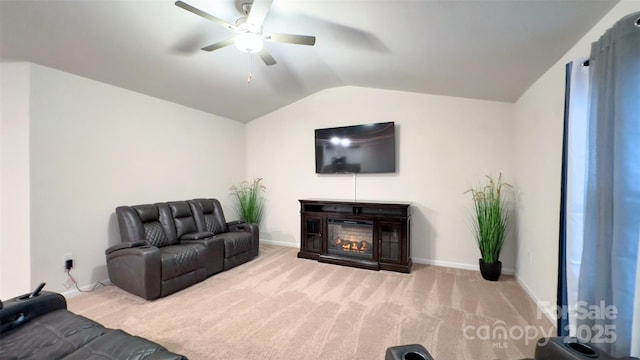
(64, 253, 73, 261)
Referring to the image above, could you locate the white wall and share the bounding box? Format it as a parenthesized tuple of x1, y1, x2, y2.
(246, 86, 515, 271)
(1, 63, 246, 297)
(0, 63, 32, 298)
(513, 0, 640, 316)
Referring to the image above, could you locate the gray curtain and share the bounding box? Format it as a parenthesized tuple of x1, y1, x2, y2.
(578, 11, 640, 357)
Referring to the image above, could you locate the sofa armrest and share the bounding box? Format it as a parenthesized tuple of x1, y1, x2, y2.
(105, 240, 146, 255)
(226, 219, 245, 227)
(227, 222, 260, 257)
(0, 291, 66, 334)
(105, 245, 161, 300)
(180, 232, 214, 240)
(228, 221, 256, 233)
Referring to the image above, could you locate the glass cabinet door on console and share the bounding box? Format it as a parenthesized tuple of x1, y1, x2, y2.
(378, 221, 402, 264)
(303, 214, 323, 254)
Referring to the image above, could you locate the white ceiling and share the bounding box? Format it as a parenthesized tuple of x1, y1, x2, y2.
(1, 0, 618, 123)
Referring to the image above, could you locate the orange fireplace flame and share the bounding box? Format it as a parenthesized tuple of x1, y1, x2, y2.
(335, 238, 370, 253)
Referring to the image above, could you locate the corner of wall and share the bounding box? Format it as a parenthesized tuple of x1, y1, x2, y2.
(0, 62, 32, 298)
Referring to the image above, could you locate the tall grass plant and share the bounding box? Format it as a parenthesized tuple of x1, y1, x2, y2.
(466, 174, 511, 264)
(230, 178, 266, 225)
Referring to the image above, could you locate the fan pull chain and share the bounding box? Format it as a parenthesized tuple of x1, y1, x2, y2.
(246, 52, 253, 83)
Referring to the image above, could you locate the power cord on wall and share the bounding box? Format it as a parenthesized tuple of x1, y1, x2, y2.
(65, 268, 110, 293)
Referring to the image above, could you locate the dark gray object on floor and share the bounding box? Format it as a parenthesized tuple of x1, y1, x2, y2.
(385, 343, 435, 360)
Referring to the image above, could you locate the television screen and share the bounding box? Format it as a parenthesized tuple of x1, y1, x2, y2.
(315, 122, 396, 174)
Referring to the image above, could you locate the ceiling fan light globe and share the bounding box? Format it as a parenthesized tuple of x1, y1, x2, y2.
(235, 32, 263, 53)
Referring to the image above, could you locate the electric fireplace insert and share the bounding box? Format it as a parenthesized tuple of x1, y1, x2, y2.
(328, 219, 374, 259)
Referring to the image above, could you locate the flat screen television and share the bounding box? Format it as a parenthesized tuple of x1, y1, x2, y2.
(315, 121, 396, 174)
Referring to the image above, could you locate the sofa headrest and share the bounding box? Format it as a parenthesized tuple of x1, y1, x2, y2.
(168, 201, 192, 218)
(133, 204, 160, 222)
(195, 199, 214, 214)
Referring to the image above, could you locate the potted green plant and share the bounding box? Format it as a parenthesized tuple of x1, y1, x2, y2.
(229, 178, 266, 225)
(465, 174, 511, 281)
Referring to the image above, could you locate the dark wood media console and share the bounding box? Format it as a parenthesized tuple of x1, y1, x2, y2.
(298, 199, 411, 273)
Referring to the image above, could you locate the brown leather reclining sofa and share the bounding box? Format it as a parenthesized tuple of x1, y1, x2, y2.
(106, 198, 259, 300)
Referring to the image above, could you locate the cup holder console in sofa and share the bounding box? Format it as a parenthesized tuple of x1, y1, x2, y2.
(0, 285, 187, 359)
(534, 337, 640, 360)
(106, 198, 259, 300)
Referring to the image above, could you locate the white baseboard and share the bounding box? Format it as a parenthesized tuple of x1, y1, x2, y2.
(260, 239, 298, 248)
(411, 256, 515, 275)
(61, 279, 111, 299)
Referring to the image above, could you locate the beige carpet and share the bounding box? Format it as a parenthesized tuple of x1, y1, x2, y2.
(67, 244, 554, 360)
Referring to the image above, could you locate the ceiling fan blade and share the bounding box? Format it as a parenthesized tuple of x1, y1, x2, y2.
(201, 37, 236, 52)
(258, 48, 277, 66)
(265, 33, 316, 46)
(246, 0, 273, 31)
(175, 1, 237, 32)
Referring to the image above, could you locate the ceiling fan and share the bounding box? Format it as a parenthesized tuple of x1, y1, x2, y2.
(175, 0, 316, 66)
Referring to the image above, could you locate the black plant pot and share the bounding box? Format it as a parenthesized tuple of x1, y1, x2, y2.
(479, 259, 502, 281)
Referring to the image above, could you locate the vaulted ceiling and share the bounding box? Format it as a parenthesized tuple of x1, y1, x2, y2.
(1, 0, 618, 123)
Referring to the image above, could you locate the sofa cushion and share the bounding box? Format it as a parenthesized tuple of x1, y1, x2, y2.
(159, 244, 203, 281)
(221, 232, 253, 258)
(60, 329, 185, 360)
(0, 310, 106, 360)
(143, 222, 173, 248)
